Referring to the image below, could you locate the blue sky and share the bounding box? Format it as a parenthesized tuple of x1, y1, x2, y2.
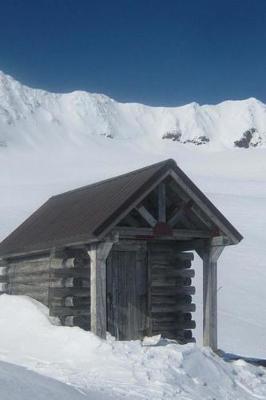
(0, 0, 265, 106)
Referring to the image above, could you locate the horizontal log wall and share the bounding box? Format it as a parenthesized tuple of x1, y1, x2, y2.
(49, 252, 91, 330)
(0, 251, 91, 331)
(1, 256, 57, 305)
(148, 243, 196, 343)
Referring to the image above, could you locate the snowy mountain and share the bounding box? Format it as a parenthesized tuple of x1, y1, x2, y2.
(0, 70, 266, 150)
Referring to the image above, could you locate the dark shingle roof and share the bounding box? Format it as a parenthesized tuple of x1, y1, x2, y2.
(0, 159, 243, 257)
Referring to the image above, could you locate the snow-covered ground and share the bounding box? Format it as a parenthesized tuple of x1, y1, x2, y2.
(0, 361, 91, 400)
(1, 71, 266, 398)
(0, 294, 266, 400)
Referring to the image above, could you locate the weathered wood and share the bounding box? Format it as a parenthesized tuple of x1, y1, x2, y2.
(112, 240, 147, 252)
(88, 241, 113, 339)
(152, 294, 192, 304)
(152, 269, 195, 278)
(197, 238, 224, 350)
(158, 183, 166, 222)
(168, 200, 193, 228)
(8, 272, 51, 285)
(152, 303, 195, 313)
(169, 170, 239, 244)
(50, 306, 90, 317)
(64, 315, 90, 329)
(51, 267, 90, 278)
(136, 205, 157, 227)
(152, 285, 195, 296)
(107, 246, 147, 340)
(151, 277, 192, 287)
(0, 275, 8, 283)
(50, 277, 90, 288)
(98, 170, 170, 238)
(64, 296, 90, 307)
(152, 320, 196, 330)
(62, 258, 75, 268)
(49, 287, 90, 298)
(8, 263, 49, 276)
(114, 227, 210, 240)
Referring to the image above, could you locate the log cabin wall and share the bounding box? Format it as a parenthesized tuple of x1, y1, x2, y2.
(0, 250, 91, 331)
(48, 251, 90, 330)
(148, 242, 196, 343)
(0, 240, 196, 343)
(1, 256, 55, 306)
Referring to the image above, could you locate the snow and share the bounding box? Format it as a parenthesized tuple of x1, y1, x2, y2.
(1, 71, 266, 150)
(1, 70, 266, 398)
(0, 294, 266, 400)
(0, 361, 90, 400)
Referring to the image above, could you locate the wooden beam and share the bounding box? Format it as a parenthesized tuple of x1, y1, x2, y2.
(197, 238, 224, 351)
(169, 170, 238, 244)
(97, 170, 170, 238)
(113, 227, 211, 239)
(168, 200, 194, 228)
(135, 205, 157, 227)
(158, 183, 166, 222)
(88, 241, 113, 339)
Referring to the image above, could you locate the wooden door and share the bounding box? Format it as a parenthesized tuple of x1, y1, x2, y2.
(106, 244, 147, 340)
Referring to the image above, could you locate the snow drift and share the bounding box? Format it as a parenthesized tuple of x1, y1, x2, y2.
(0, 294, 265, 400)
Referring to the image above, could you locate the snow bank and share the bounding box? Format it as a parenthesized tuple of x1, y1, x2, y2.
(0, 361, 90, 400)
(0, 294, 265, 400)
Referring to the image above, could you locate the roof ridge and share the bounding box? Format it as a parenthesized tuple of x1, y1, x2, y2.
(51, 158, 176, 199)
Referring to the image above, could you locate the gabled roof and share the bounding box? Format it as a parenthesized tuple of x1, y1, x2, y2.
(0, 159, 243, 258)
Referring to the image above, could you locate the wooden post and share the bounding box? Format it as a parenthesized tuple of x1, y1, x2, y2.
(158, 182, 166, 222)
(88, 241, 113, 339)
(197, 238, 224, 351)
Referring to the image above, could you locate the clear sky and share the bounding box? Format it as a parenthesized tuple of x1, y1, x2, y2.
(0, 0, 265, 106)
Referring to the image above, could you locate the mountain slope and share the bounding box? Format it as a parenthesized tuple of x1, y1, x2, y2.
(0, 71, 266, 150)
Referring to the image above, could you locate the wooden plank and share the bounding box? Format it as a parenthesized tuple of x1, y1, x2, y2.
(49, 287, 90, 298)
(64, 315, 90, 329)
(136, 205, 157, 227)
(152, 295, 192, 304)
(51, 267, 90, 278)
(152, 303, 195, 313)
(64, 297, 90, 307)
(151, 285, 195, 296)
(198, 241, 224, 351)
(114, 227, 210, 240)
(152, 269, 195, 278)
(50, 306, 90, 317)
(88, 241, 113, 339)
(158, 183, 166, 222)
(152, 320, 196, 330)
(167, 200, 193, 228)
(151, 278, 192, 287)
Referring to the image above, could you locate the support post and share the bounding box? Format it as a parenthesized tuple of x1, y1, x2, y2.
(88, 241, 113, 339)
(158, 182, 166, 222)
(197, 238, 224, 351)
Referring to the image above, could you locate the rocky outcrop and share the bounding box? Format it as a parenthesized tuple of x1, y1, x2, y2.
(234, 128, 262, 148)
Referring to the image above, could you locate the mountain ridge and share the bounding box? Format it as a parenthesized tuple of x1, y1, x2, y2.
(0, 71, 265, 150)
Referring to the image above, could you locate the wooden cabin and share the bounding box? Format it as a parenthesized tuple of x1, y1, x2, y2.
(0, 159, 242, 350)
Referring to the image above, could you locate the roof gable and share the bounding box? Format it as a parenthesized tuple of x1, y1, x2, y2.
(0, 159, 243, 257)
